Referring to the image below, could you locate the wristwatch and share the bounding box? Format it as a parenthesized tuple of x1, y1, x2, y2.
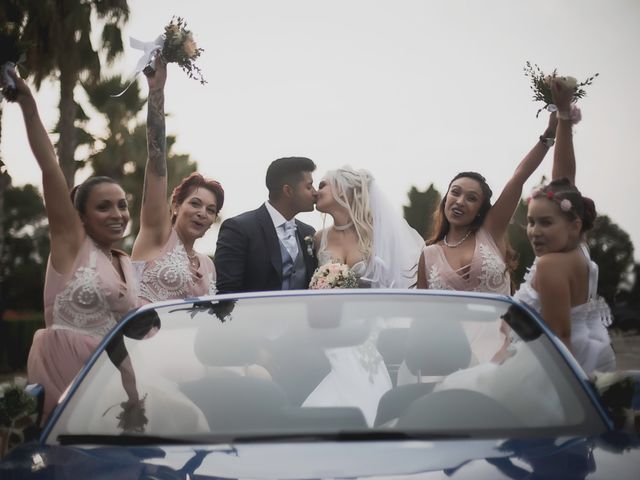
(539, 135, 555, 148)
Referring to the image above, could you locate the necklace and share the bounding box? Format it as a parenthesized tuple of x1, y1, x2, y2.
(186, 249, 199, 268)
(333, 221, 354, 231)
(443, 229, 472, 248)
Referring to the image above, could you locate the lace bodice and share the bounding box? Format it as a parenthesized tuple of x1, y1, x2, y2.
(423, 227, 510, 294)
(44, 237, 138, 338)
(135, 229, 217, 304)
(316, 228, 367, 281)
(513, 244, 615, 373)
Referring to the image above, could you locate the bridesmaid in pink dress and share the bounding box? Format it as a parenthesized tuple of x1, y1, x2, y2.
(413, 113, 559, 365)
(5, 70, 139, 421)
(417, 110, 559, 294)
(131, 58, 223, 304)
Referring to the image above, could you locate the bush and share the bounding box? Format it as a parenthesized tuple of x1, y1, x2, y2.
(0, 311, 44, 372)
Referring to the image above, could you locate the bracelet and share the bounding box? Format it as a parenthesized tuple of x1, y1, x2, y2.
(556, 111, 571, 121)
(539, 135, 555, 148)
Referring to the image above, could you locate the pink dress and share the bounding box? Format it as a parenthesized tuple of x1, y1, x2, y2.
(420, 227, 510, 363)
(27, 237, 139, 420)
(134, 229, 217, 305)
(421, 227, 510, 295)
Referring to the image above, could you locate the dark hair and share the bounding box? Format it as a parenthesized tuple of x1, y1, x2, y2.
(170, 172, 225, 224)
(70, 176, 120, 215)
(265, 157, 316, 200)
(533, 178, 596, 233)
(427, 171, 493, 245)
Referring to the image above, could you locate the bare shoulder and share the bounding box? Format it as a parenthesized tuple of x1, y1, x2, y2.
(534, 253, 575, 286)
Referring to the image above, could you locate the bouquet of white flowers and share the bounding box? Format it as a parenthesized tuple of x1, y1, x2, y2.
(0, 380, 37, 458)
(524, 61, 598, 118)
(591, 371, 640, 433)
(309, 263, 359, 289)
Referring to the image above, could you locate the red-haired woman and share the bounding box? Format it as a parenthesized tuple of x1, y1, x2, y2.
(131, 60, 224, 304)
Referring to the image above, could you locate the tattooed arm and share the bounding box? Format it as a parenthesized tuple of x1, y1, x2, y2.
(131, 57, 170, 260)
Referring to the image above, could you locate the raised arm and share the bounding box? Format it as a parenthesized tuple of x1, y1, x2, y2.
(550, 78, 576, 184)
(131, 57, 170, 259)
(484, 113, 557, 250)
(7, 69, 83, 273)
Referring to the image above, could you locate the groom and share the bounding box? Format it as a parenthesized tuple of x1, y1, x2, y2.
(214, 157, 318, 294)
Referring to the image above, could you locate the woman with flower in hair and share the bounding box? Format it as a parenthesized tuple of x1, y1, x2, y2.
(131, 58, 223, 304)
(513, 79, 615, 374)
(3, 69, 140, 422)
(314, 167, 425, 289)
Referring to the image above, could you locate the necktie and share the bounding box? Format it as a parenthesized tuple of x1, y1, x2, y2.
(281, 221, 299, 260)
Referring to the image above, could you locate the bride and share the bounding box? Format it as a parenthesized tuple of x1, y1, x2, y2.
(313, 167, 425, 288)
(302, 167, 425, 425)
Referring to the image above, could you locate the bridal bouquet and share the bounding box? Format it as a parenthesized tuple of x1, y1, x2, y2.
(0, 22, 25, 102)
(524, 61, 598, 118)
(591, 371, 640, 433)
(0, 381, 37, 458)
(309, 263, 359, 289)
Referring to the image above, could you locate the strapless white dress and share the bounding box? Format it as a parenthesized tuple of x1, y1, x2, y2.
(513, 244, 615, 374)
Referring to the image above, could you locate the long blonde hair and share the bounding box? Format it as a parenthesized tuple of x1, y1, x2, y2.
(324, 167, 374, 260)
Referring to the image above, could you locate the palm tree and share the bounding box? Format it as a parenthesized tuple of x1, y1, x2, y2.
(82, 75, 144, 180)
(20, 0, 130, 187)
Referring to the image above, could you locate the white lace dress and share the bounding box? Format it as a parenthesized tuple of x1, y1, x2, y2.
(513, 244, 616, 374)
(134, 229, 217, 304)
(303, 229, 392, 425)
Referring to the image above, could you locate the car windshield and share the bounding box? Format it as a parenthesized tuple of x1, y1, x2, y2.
(47, 292, 602, 443)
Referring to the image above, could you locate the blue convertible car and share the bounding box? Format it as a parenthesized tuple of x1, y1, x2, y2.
(1, 290, 639, 479)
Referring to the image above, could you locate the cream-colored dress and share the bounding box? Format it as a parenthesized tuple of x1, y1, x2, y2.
(134, 229, 217, 305)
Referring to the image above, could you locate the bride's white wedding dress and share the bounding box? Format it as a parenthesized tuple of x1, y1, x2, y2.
(513, 244, 616, 374)
(302, 231, 391, 426)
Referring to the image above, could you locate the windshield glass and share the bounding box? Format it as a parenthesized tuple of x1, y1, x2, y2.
(48, 292, 601, 443)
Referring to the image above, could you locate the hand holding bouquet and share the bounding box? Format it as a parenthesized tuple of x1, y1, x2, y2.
(143, 17, 205, 84)
(309, 263, 359, 289)
(0, 22, 25, 102)
(524, 61, 598, 119)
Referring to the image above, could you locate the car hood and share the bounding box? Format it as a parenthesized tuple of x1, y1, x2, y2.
(2, 433, 640, 479)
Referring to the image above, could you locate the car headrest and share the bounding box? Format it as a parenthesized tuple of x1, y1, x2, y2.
(194, 322, 261, 366)
(404, 318, 472, 376)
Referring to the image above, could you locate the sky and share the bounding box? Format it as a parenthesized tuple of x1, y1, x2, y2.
(2, 0, 640, 260)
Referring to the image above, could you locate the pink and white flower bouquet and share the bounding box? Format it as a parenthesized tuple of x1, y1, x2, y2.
(309, 263, 359, 289)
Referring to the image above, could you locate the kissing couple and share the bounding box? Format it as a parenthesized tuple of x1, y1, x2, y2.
(214, 156, 425, 293)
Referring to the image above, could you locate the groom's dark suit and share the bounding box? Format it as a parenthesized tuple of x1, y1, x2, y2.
(214, 204, 317, 294)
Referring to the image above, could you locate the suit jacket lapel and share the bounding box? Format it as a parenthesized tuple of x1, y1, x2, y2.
(257, 204, 283, 281)
(296, 221, 318, 282)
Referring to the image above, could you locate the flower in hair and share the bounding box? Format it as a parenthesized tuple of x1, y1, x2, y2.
(546, 191, 554, 200)
(560, 199, 572, 212)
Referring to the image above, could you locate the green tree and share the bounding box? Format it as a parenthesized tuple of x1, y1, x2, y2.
(507, 199, 534, 288)
(403, 184, 441, 241)
(19, 0, 130, 186)
(586, 215, 635, 305)
(83, 76, 145, 181)
(1, 183, 49, 311)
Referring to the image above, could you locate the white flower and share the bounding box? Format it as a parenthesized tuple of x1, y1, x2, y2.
(557, 76, 578, 89)
(592, 370, 628, 394)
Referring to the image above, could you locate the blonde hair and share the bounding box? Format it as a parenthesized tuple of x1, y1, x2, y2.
(324, 167, 374, 260)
